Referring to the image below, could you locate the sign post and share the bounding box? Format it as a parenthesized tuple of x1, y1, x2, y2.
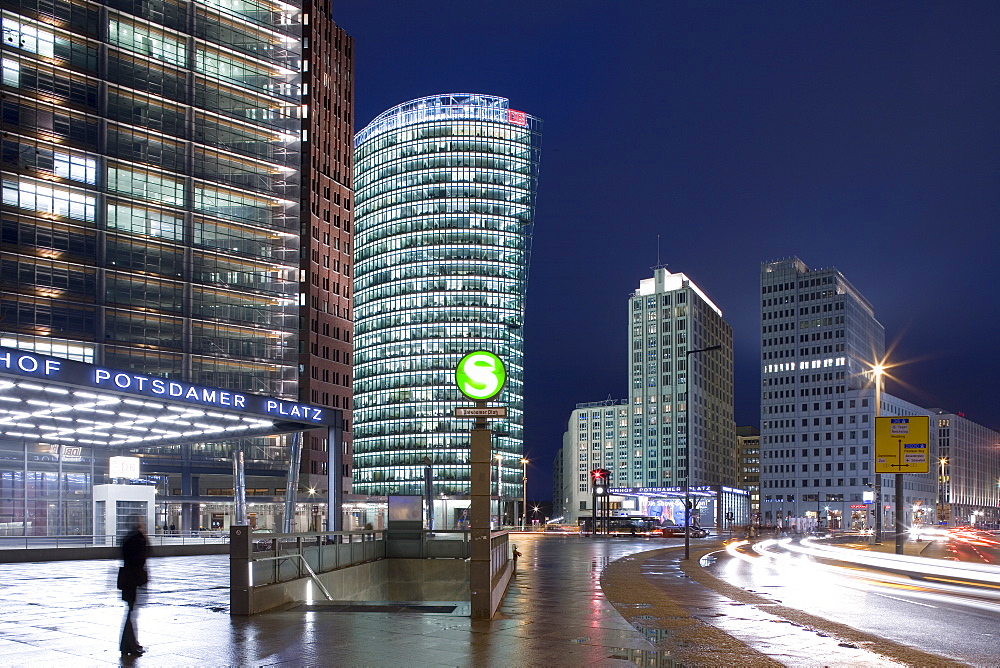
(875, 416, 930, 555)
(455, 351, 507, 619)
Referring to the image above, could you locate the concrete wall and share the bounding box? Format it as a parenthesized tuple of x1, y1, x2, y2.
(246, 558, 470, 615)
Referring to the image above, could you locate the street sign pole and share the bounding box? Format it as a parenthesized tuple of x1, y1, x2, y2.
(875, 416, 930, 556)
(469, 400, 492, 619)
(455, 350, 507, 619)
(896, 471, 905, 554)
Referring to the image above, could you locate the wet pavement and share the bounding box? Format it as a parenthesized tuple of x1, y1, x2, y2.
(0, 534, 957, 666)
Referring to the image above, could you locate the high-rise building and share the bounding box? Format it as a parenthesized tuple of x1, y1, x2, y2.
(296, 8, 354, 503)
(351, 94, 542, 501)
(0, 0, 311, 531)
(627, 267, 736, 489)
(759, 258, 936, 529)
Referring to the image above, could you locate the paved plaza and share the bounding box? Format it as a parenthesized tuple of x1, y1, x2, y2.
(0, 534, 928, 666)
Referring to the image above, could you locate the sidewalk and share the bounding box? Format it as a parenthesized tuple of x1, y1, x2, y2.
(0, 534, 951, 666)
(0, 535, 687, 666)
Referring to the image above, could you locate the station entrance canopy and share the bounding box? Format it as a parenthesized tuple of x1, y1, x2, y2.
(607, 485, 750, 529)
(0, 346, 339, 448)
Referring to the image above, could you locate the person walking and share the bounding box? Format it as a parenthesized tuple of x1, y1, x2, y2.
(118, 518, 149, 656)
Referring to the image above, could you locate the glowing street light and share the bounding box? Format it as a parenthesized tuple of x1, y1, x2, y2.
(871, 361, 886, 544)
(938, 457, 949, 527)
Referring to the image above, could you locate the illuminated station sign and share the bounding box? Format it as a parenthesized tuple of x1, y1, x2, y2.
(0, 347, 329, 424)
(0, 346, 337, 448)
(455, 351, 507, 402)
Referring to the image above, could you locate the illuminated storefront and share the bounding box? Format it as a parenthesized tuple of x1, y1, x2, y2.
(606, 485, 750, 530)
(352, 94, 542, 500)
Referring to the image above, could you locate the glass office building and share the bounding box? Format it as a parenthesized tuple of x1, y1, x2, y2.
(1, 0, 305, 532)
(352, 94, 541, 501)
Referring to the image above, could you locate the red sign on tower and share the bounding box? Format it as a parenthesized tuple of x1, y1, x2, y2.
(507, 109, 527, 126)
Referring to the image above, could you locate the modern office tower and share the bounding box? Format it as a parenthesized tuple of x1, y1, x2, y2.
(627, 267, 736, 489)
(352, 94, 542, 501)
(1, 0, 305, 531)
(931, 410, 1000, 526)
(736, 426, 761, 518)
(296, 10, 354, 503)
(759, 258, 936, 529)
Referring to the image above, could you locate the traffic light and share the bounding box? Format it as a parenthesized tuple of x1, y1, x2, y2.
(590, 468, 610, 488)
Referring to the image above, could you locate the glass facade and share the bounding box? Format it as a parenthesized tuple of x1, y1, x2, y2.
(352, 94, 541, 498)
(0, 0, 305, 534)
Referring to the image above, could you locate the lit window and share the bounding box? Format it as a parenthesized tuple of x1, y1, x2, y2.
(1, 58, 19, 86)
(54, 153, 97, 184)
(2, 177, 95, 221)
(2, 18, 55, 57)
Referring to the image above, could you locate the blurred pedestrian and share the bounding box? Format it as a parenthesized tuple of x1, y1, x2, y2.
(117, 518, 149, 656)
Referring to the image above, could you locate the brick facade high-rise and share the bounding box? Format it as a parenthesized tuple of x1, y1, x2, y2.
(297, 7, 354, 506)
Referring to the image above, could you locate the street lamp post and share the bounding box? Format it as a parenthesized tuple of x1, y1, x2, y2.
(683, 344, 722, 561)
(938, 457, 948, 527)
(872, 364, 884, 545)
(520, 458, 529, 531)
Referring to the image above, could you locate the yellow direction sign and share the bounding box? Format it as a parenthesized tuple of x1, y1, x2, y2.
(875, 416, 930, 474)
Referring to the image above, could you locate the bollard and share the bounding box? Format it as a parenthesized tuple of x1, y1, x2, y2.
(229, 525, 252, 615)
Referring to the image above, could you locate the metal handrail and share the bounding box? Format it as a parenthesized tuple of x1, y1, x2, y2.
(0, 533, 230, 548)
(253, 553, 333, 601)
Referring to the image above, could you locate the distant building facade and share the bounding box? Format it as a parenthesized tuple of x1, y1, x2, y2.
(297, 12, 355, 504)
(931, 410, 1000, 527)
(559, 400, 628, 525)
(557, 266, 739, 526)
(551, 442, 565, 521)
(736, 426, 760, 517)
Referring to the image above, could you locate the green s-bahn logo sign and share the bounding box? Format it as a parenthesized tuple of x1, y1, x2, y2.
(455, 351, 506, 401)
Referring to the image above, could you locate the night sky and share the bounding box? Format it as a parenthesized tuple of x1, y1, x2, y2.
(336, 2, 1000, 501)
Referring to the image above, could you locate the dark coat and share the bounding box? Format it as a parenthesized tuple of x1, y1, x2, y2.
(119, 528, 149, 604)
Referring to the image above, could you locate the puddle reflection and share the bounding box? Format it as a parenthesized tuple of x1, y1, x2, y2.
(608, 646, 682, 667)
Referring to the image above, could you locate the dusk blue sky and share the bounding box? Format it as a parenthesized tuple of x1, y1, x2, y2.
(336, 2, 1000, 500)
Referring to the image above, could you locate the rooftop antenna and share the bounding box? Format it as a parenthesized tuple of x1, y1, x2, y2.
(651, 234, 669, 271)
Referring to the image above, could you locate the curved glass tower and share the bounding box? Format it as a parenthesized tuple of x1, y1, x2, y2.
(352, 94, 541, 500)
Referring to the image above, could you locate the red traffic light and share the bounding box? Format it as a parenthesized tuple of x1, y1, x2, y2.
(590, 468, 611, 484)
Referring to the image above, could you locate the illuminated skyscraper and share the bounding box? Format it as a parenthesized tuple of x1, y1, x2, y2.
(352, 94, 541, 502)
